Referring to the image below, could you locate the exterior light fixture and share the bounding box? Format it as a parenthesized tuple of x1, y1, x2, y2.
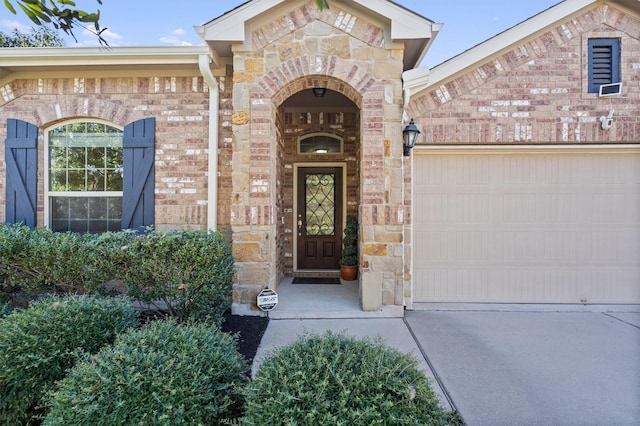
(402, 118, 420, 156)
(313, 87, 326, 97)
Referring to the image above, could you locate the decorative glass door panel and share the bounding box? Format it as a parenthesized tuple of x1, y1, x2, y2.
(297, 167, 343, 270)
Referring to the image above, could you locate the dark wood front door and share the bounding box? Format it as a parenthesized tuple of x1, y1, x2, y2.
(297, 167, 343, 270)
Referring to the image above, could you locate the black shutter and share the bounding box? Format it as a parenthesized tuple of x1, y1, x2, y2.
(122, 117, 155, 230)
(5, 119, 38, 228)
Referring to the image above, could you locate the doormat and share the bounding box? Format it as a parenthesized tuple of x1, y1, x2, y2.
(292, 277, 341, 285)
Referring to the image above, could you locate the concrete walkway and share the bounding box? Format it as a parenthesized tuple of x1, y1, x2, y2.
(253, 305, 640, 425)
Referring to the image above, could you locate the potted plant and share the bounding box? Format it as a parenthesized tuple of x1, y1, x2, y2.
(339, 215, 358, 281)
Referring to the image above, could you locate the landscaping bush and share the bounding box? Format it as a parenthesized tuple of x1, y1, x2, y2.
(0, 225, 235, 323)
(120, 229, 234, 323)
(0, 302, 10, 318)
(0, 295, 138, 425)
(0, 222, 36, 294)
(244, 332, 450, 426)
(0, 223, 128, 296)
(43, 320, 248, 426)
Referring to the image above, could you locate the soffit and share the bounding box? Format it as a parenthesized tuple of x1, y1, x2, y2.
(197, 0, 441, 70)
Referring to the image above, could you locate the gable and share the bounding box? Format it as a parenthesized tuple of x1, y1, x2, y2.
(409, 0, 640, 102)
(407, 0, 640, 144)
(197, 0, 441, 70)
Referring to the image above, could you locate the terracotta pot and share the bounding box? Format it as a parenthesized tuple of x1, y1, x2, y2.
(340, 265, 358, 281)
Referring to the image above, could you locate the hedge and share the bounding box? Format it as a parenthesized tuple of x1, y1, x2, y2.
(0, 224, 235, 323)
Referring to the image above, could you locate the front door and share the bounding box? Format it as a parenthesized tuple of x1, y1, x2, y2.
(297, 167, 343, 270)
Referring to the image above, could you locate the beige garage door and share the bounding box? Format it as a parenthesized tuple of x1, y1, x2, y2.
(413, 148, 640, 304)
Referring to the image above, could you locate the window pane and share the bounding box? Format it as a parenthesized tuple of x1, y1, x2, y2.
(106, 170, 123, 191)
(107, 146, 122, 168)
(87, 169, 105, 191)
(68, 147, 85, 167)
(299, 134, 342, 154)
(50, 196, 122, 234)
(48, 122, 124, 233)
(87, 147, 105, 168)
(50, 170, 67, 191)
(109, 197, 122, 218)
(67, 170, 86, 191)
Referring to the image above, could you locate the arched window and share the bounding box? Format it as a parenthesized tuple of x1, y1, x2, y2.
(298, 133, 343, 154)
(46, 121, 123, 233)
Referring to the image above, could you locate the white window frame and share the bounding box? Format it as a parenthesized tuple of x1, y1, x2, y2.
(44, 119, 124, 232)
(297, 132, 344, 155)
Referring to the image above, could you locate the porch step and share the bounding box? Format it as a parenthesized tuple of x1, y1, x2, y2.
(268, 305, 404, 319)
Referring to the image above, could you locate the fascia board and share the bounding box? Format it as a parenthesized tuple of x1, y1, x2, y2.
(418, 0, 596, 96)
(0, 46, 211, 67)
(353, 0, 437, 39)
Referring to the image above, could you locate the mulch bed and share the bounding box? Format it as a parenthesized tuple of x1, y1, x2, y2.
(221, 312, 269, 365)
(138, 310, 269, 366)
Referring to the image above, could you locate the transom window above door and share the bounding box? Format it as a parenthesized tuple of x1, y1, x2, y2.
(298, 133, 343, 154)
(47, 121, 124, 233)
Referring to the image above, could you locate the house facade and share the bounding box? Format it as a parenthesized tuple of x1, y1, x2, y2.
(1, 0, 639, 314)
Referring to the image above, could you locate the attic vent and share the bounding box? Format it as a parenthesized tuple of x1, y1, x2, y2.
(588, 38, 620, 93)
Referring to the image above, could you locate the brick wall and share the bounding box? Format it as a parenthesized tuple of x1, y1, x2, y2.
(0, 75, 213, 230)
(409, 4, 640, 144)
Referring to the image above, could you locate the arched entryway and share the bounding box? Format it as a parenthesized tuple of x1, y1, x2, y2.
(230, 53, 404, 315)
(255, 77, 363, 316)
(275, 77, 361, 279)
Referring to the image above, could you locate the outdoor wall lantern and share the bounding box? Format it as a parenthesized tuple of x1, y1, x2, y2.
(402, 118, 420, 156)
(313, 87, 326, 97)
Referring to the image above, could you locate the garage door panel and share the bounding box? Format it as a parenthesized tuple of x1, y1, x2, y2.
(413, 151, 640, 304)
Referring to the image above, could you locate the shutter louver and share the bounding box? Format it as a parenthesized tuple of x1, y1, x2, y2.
(591, 45, 613, 86)
(122, 117, 155, 230)
(588, 39, 621, 93)
(5, 119, 38, 228)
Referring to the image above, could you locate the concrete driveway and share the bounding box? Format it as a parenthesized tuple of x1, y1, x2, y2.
(405, 307, 640, 426)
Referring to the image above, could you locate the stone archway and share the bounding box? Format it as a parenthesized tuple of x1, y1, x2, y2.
(273, 76, 362, 279)
(231, 53, 405, 313)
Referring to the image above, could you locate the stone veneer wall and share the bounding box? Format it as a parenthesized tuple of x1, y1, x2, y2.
(0, 75, 213, 230)
(230, 1, 407, 312)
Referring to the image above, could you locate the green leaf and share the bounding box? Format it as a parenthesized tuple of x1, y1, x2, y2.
(316, 0, 329, 10)
(16, 3, 42, 25)
(4, 0, 17, 14)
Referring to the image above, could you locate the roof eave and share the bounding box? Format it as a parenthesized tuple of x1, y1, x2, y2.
(0, 46, 211, 67)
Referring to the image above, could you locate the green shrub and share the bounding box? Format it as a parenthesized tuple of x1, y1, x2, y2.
(120, 229, 234, 323)
(2, 225, 93, 293)
(0, 224, 234, 323)
(0, 295, 138, 425)
(0, 223, 123, 295)
(245, 332, 450, 426)
(44, 320, 248, 426)
(0, 222, 35, 293)
(0, 302, 10, 318)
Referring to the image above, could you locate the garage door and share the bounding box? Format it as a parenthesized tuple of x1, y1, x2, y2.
(413, 147, 640, 304)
